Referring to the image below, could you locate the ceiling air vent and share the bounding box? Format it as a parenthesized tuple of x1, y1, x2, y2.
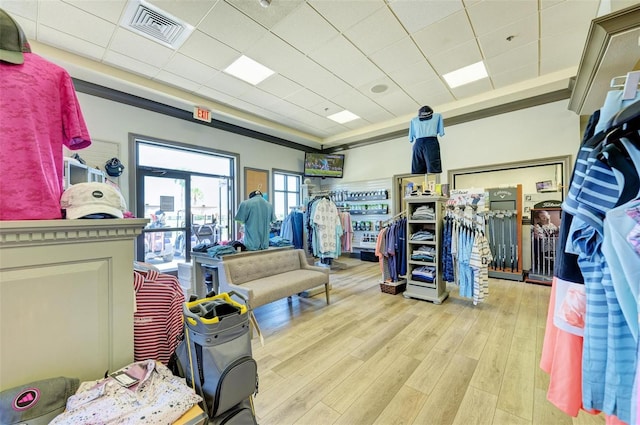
(121, 0, 194, 49)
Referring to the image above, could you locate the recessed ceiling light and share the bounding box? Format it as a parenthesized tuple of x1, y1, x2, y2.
(327, 110, 360, 124)
(371, 84, 388, 93)
(224, 55, 275, 85)
(442, 61, 488, 89)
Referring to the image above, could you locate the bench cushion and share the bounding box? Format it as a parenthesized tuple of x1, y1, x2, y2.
(225, 250, 301, 285)
(245, 270, 328, 307)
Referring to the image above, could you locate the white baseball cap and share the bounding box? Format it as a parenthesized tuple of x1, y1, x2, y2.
(60, 182, 126, 219)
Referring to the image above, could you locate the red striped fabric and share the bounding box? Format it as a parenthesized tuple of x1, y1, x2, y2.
(133, 270, 184, 365)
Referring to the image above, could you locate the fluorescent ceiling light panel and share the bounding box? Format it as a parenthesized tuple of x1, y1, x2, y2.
(327, 110, 360, 124)
(442, 61, 488, 88)
(224, 55, 275, 85)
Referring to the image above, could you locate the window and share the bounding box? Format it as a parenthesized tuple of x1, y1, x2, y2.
(272, 170, 301, 220)
(131, 136, 237, 272)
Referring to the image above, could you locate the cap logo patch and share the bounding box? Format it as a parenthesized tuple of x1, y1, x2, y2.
(92, 190, 104, 199)
(13, 388, 40, 411)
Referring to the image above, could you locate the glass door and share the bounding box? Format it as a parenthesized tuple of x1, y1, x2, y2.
(137, 173, 187, 269)
(190, 175, 231, 249)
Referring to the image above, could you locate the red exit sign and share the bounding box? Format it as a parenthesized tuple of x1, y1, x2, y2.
(193, 106, 211, 123)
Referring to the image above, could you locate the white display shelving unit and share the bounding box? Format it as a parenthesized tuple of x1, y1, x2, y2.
(404, 195, 448, 304)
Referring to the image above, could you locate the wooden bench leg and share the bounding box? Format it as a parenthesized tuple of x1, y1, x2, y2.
(325, 283, 330, 305)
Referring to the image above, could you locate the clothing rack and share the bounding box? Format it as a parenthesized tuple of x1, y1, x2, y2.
(382, 210, 406, 227)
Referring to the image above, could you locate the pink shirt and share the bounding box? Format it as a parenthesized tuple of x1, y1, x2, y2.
(0, 53, 91, 220)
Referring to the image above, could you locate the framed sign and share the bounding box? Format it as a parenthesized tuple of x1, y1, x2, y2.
(244, 167, 268, 199)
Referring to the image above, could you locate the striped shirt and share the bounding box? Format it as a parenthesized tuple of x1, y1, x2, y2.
(567, 152, 636, 423)
(133, 270, 184, 365)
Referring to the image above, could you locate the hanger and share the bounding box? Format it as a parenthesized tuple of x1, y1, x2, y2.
(610, 71, 640, 100)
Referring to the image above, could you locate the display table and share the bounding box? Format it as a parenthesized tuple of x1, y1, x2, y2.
(0, 219, 148, 391)
(191, 246, 294, 298)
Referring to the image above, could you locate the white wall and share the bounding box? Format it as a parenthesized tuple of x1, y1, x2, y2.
(341, 100, 581, 184)
(74, 93, 305, 205)
(75, 94, 581, 207)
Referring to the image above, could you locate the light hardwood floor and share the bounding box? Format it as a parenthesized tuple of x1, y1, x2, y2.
(250, 258, 605, 425)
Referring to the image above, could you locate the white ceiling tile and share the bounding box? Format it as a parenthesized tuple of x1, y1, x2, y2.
(271, 3, 338, 53)
(146, 0, 216, 27)
(330, 88, 392, 118)
(370, 37, 425, 74)
(37, 24, 106, 60)
(238, 87, 282, 108)
(269, 99, 309, 117)
(540, 0, 599, 38)
(286, 59, 352, 99)
(178, 30, 239, 71)
(197, 85, 240, 106)
(404, 78, 455, 107)
(540, 31, 585, 74)
(485, 41, 538, 76)
(491, 63, 538, 88)
(388, 60, 439, 87)
(154, 70, 202, 93)
(103, 50, 160, 78)
(412, 10, 475, 58)
(163, 53, 218, 84)
(0, 0, 38, 21)
(328, 56, 384, 88)
(10, 14, 36, 39)
(309, 35, 363, 70)
(389, 0, 464, 34)
(229, 0, 304, 30)
(344, 6, 408, 55)
(308, 100, 343, 118)
(357, 108, 395, 124)
(462, 0, 481, 6)
(449, 77, 493, 99)
(203, 70, 252, 98)
(357, 76, 401, 99)
(109, 27, 174, 68)
(39, 0, 115, 47)
(466, 0, 538, 37)
(428, 39, 483, 75)
(62, 0, 127, 24)
(198, 1, 268, 52)
(284, 88, 326, 109)
(373, 90, 420, 116)
(258, 74, 303, 99)
(540, 0, 564, 10)
(477, 14, 538, 59)
(308, 0, 384, 32)
(244, 32, 307, 76)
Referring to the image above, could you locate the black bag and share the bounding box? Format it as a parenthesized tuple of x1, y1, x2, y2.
(175, 292, 258, 419)
(210, 398, 258, 425)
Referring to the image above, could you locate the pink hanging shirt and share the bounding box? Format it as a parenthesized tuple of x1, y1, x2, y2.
(0, 53, 91, 220)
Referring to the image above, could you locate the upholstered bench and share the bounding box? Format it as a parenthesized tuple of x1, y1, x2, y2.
(217, 248, 330, 309)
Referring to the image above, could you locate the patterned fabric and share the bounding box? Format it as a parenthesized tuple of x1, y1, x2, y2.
(567, 151, 636, 423)
(0, 53, 91, 220)
(470, 232, 492, 305)
(133, 270, 184, 365)
(50, 361, 201, 424)
(627, 205, 640, 257)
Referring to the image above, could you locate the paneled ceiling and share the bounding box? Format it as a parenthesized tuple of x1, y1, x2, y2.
(1, 0, 637, 150)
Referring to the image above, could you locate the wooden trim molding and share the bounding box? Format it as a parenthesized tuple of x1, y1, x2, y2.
(568, 3, 640, 114)
(0, 219, 148, 247)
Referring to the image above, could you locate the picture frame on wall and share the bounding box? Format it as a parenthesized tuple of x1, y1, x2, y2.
(244, 167, 269, 199)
